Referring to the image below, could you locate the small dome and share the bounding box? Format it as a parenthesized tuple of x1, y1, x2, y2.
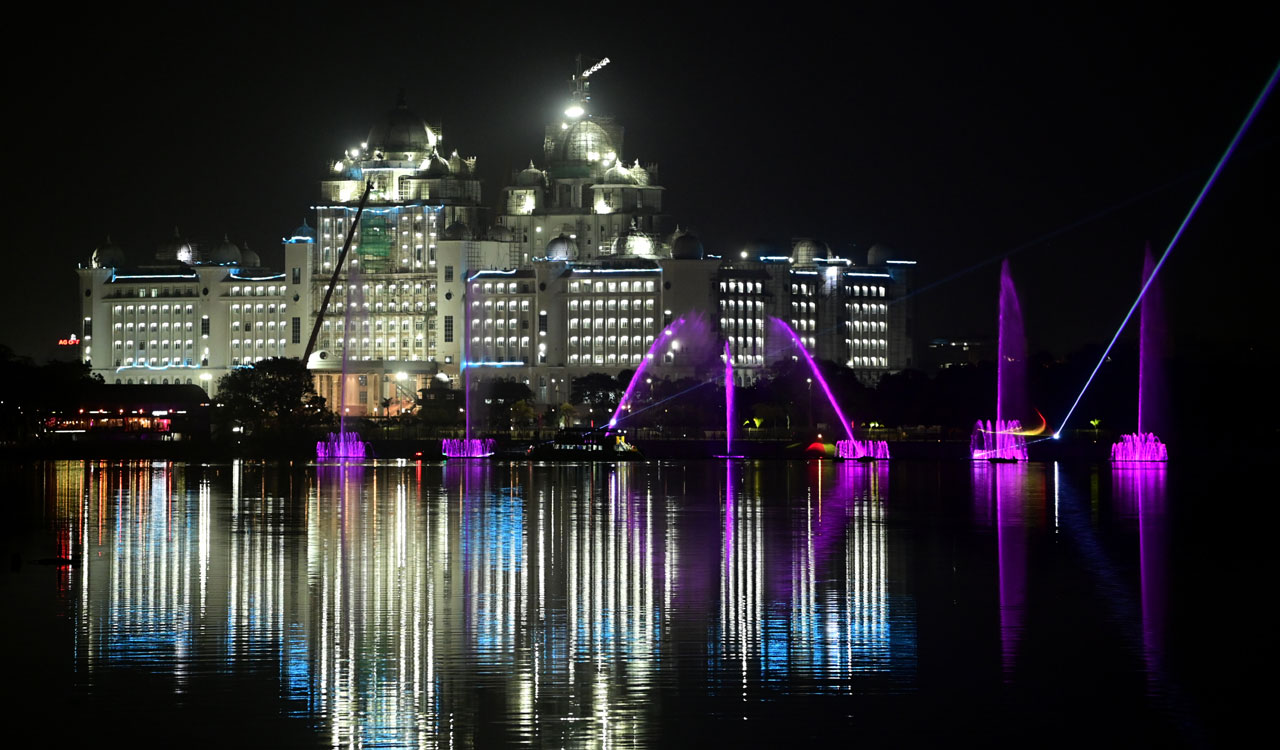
(367, 91, 436, 152)
(555, 120, 614, 163)
(612, 227, 656, 257)
(516, 161, 545, 186)
(423, 149, 451, 177)
(441, 221, 473, 240)
(208, 234, 242, 265)
(630, 160, 650, 186)
(92, 236, 125, 269)
(240, 244, 261, 267)
(867, 243, 897, 266)
(292, 218, 316, 241)
(791, 238, 827, 267)
(602, 162, 636, 185)
(157, 227, 194, 264)
(545, 234, 578, 261)
(488, 225, 515, 242)
(448, 150, 472, 176)
(671, 232, 705, 260)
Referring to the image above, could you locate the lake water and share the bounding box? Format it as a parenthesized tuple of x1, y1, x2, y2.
(0, 458, 1249, 747)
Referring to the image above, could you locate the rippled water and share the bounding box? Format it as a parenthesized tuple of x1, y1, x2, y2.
(0, 459, 1245, 747)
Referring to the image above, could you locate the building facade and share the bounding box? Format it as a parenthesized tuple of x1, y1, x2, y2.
(76, 71, 916, 412)
(77, 231, 312, 397)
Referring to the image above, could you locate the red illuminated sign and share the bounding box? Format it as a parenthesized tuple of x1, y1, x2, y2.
(57, 334, 80, 346)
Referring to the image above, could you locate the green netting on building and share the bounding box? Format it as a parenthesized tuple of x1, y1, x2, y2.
(358, 216, 392, 258)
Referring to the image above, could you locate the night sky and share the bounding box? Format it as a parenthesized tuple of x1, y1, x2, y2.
(7, 6, 1275, 365)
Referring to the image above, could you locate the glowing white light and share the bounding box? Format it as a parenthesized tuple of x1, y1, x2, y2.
(740, 250, 748, 259)
(332, 161, 343, 172)
(594, 198, 613, 214)
(581, 57, 610, 78)
(565, 104, 585, 118)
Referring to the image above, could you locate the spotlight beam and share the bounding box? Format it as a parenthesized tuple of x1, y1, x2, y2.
(1054, 60, 1280, 438)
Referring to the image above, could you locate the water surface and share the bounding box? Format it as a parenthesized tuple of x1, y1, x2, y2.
(0, 459, 1244, 747)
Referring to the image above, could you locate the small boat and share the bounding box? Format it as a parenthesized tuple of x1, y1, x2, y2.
(526, 430, 644, 461)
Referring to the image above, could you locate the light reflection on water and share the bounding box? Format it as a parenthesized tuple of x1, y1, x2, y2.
(29, 458, 1188, 746)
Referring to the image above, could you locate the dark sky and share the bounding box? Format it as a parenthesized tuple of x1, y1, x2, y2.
(7, 5, 1275, 363)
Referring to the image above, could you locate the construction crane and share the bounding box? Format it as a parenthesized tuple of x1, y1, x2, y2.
(564, 55, 610, 119)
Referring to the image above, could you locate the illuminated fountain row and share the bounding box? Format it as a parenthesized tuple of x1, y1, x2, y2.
(442, 437, 496, 458)
(838, 439, 891, 460)
(971, 420, 1028, 461)
(317, 431, 368, 460)
(1111, 433, 1168, 462)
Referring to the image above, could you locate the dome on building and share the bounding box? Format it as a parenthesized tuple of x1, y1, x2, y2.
(545, 234, 578, 261)
(630, 160, 650, 186)
(292, 218, 316, 241)
(448, 150, 472, 176)
(366, 91, 436, 152)
(92, 236, 125, 269)
(671, 231, 705, 260)
(612, 225, 656, 257)
(423, 149, 451, 177)
(867, 243, 898, 266)
(792, 238, 827, 267)
(488, 224, 515, 242)
(602, 162, 637, 185)
(208, 234, 242, 265)
(516, 161, 545, 186)
(157, 227, 195, 264)
(240, 244, 261, 267)
(555, 120, 614, 163)
(441, 220, 473, 240)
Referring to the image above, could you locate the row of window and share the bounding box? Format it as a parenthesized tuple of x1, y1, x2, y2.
(568, 318, 655, 330)
(569, 298, 653, 311)
(568, 335, 655, 348)
(568, 280, 656, 294)
(229, 286, 287, 297)
(325, 319, 426, 331)
(722, 281, 764, 294)
(325, 282, 435, 295)
(114, 304, 196, 314)
(569, 353, 647, 365)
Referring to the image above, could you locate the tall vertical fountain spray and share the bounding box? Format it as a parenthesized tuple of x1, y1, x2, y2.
(972, 259, 1028, 460)
(1113, 246, 1168, 461)
(723, 341, 738, 457)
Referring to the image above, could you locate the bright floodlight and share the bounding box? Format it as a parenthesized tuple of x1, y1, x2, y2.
(1053, 432, 1061, 440)
(565, 104, 585, 118)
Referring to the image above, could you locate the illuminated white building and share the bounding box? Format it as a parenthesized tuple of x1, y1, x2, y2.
(301, 93, 518, 415)
(76, 73, 916, 408)
(76, 230, 312, 397)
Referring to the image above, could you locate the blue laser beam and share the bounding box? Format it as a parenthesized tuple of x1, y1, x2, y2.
(1055, 60, 1280, 438)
